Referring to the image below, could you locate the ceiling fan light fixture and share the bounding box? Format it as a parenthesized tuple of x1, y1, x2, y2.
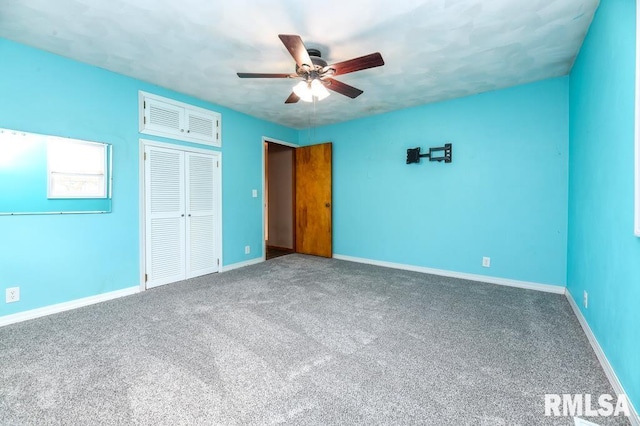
(293, 79, 330, 102)
(293, 80, 314, 102)
(311, 79, 330, 101)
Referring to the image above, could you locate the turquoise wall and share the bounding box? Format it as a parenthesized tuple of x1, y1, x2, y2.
(568, 0, 640, 413)
(0, 38, 296, 316)
(302, 78, 569, 286)
(1, 6, 638, 416)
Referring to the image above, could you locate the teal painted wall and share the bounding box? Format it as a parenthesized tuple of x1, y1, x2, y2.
(568, 0, 640, 413)
(0, 38, 296, 316)
(301, 78, 569, 286)
(1, 6, 638, 416)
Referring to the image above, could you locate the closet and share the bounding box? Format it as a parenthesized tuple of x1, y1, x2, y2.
(144, 144, 221, 288)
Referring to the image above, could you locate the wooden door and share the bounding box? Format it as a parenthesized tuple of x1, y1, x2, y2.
(295, 143, 332, 257)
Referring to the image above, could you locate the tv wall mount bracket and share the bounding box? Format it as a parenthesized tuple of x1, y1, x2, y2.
(406, 143, 452, 164)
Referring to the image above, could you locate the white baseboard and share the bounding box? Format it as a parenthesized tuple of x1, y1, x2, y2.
(0, 286, 140, 327)
(332, 254, 565, 294)
(566, 291, 640, 426)
(221, 256, 265, 272)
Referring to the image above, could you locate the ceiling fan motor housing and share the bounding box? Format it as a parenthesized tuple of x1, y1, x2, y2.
(297, 48, 330, 77)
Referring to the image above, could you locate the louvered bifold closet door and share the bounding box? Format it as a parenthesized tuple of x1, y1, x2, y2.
(185, 109, 216, 144)
(185, 152, 217, 278)
(145, 146, 186, 288)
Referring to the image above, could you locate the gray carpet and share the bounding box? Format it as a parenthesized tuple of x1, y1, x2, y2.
(0, 255, 629, 425)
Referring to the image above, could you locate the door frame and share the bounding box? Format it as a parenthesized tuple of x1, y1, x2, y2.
(262, 136, 299, 260)
(139, 138, 222, 291)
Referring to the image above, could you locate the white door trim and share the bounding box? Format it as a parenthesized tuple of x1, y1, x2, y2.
(262, 136, 299, 259)
(139, 138, 222, 290)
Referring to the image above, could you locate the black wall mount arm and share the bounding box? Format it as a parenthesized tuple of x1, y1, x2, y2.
(406, 143, 452, 164)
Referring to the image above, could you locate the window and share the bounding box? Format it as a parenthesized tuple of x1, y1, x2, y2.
(48, 138, 108, 199)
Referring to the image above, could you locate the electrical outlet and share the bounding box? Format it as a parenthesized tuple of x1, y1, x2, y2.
(583, 290, 588, 309)
(482, 257, 491, 268)
(245, 245, 251, 255)
(252, 189, 258, 198)
(6, 287, 20, 303)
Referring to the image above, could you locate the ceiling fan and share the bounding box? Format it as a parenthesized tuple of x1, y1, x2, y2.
(237, 34, 385, 104)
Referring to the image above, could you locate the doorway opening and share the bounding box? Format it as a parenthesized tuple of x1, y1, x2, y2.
(264, 140, 296, 260)
(262, 137, 333, 260)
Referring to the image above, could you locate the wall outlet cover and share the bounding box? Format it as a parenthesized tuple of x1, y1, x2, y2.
(245, 245, 251, 254)
(6, 287, 20, 303)
(482, 257, 491, 268)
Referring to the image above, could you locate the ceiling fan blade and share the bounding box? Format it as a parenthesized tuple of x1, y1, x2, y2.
(278, 34, 313, 69)
(323, 78, 364, 99)
(326, 52, 384, 76)
(284, 92, 300, 104)
(237, 73, 292, 78)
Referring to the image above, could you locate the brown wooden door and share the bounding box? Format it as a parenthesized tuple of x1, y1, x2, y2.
(295, 143, 332, 257)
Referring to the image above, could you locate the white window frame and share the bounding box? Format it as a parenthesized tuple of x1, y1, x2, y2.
(47, 138, 108, 199)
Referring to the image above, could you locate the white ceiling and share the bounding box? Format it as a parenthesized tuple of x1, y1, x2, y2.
(0, 0, 599, 129)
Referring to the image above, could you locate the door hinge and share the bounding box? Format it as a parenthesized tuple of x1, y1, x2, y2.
(143, 100, 146, 109)
(216, 160, 219, 167)
(216, 119, 219, 128)
(144, 273, 148, 282)
(144, 152, 147, 160)
(217, 258, 220, 266)
(144, 116, 146, 124)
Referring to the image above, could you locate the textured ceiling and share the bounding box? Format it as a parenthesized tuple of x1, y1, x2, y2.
(0, 0, 599, 129)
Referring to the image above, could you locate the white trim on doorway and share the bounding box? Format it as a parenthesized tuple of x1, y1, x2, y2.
(139, 139, 222, 291)
(261, 136, 299, 259)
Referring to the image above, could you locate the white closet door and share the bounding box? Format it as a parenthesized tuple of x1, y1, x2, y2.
(186, 152, 218, 278)
(145, 146, 186, 288)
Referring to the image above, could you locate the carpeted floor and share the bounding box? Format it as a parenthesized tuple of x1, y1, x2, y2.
(0, 255, 629, 425)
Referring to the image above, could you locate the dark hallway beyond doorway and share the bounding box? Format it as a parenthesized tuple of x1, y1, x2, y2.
(266, 246, 294, 260)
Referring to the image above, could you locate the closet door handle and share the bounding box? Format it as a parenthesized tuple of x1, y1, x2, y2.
(181, 214, 185, 217)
